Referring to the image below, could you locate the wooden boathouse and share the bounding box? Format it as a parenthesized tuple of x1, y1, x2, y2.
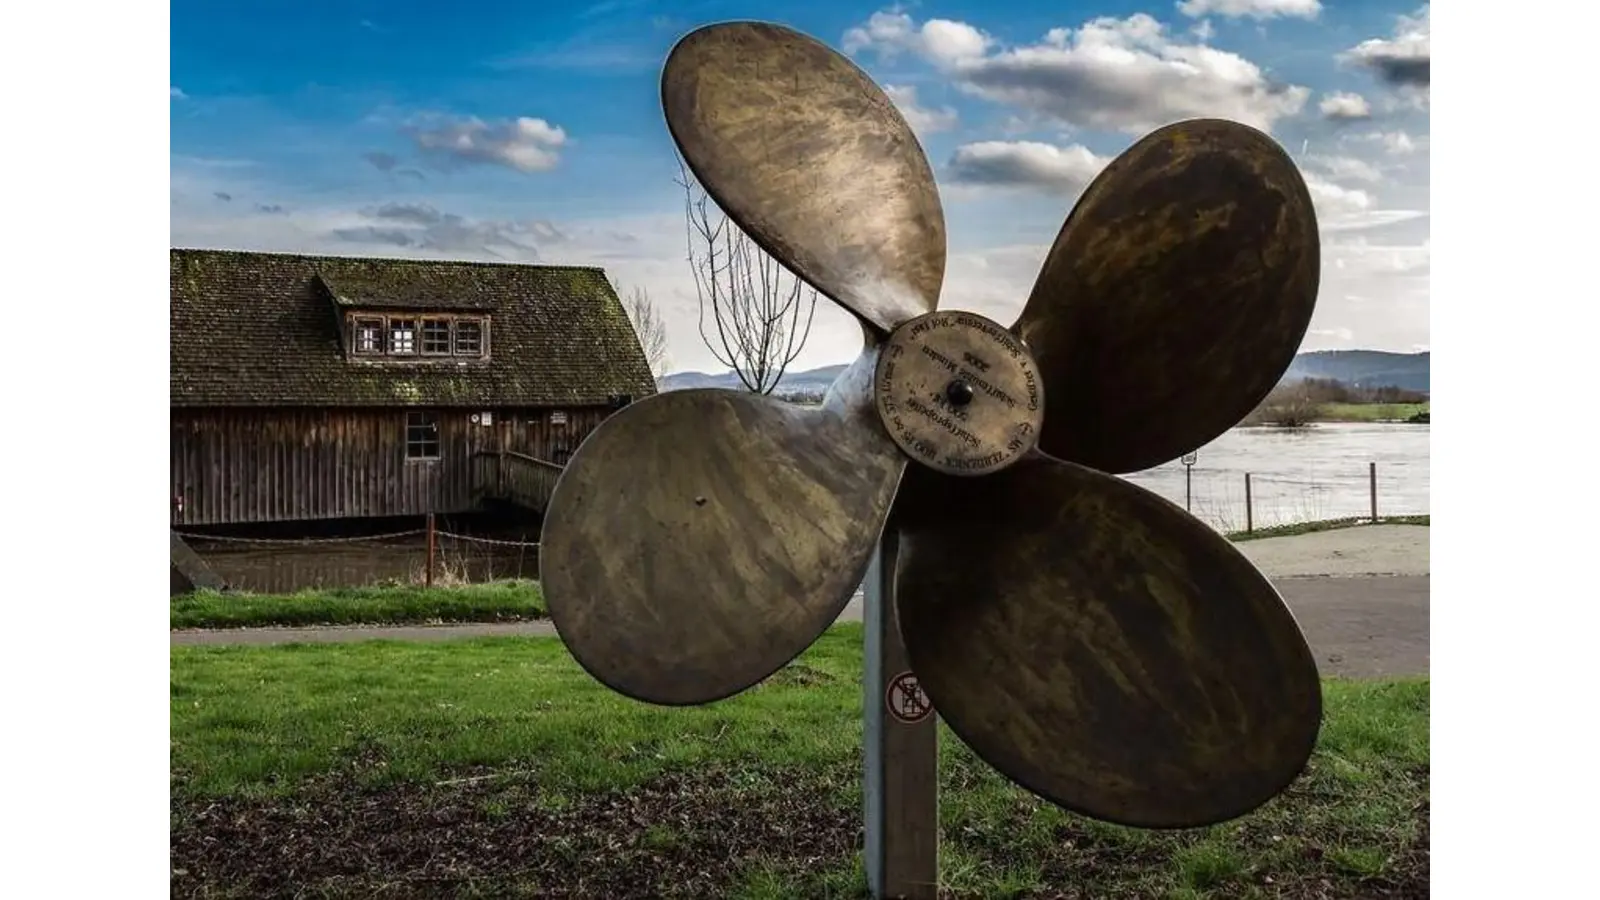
(170, 248, 657, 528)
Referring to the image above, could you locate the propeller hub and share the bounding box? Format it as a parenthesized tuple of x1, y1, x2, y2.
(873, 310, 1045, 477)
(944, 380, 976, 407)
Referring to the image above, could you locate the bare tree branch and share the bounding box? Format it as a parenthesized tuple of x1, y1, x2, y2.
(617, 282, 671, 381)
(676, 156, 818, 395)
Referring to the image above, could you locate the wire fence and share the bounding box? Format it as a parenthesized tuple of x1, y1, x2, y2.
(179, 460, 1426, 593)
(1124, 459, 1428, 533)
(178, 522, 541, 595)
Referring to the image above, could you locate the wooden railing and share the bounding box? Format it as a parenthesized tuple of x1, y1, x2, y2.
(472, 450, 565, 513)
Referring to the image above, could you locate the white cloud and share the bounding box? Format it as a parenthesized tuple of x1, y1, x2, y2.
(848, 11, 1309, 134)
(938, 244, 1049, 323)
(1349, 129, 1422, 155)
(1307, 154, 1383, 184)
(1191, 19, 1216, 42)
(404, 114, 569, 173)
(1382, 131, 1418, 154)
(1343, 4, 1430, 89)
(1376, 91, 1429, 115)
(1176, 0, 1321, 20)
(171, 86, 187, 100)
(937, 235, 1429, 357)
(1303, 234, 1430, 350)
(842, 11, 991, 64)
(920, 18, 994, 63)
(1319, 91, 1372, 121)
(946, 141, 1110, 193)
(170, 149, 1429, 372)
(171, 0, 1431, 376)
(327, 202, 553, 256)
(1302, 172, 1426, 233)
(883, 85, 959, 134)
(1304, 173, 1372, 217)
(169, 156, 872, 374)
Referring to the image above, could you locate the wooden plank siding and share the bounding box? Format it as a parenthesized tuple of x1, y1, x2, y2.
(170, 406, 613, 526)
(474, 452, 566, 513)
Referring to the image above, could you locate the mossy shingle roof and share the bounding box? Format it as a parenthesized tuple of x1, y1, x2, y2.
(171, 249, 657, 408)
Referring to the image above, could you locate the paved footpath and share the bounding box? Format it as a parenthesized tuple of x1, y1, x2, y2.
(172, 525, 1430, 679)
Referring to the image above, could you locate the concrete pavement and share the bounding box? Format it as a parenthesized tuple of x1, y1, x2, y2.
(173, 572, 1430, 679)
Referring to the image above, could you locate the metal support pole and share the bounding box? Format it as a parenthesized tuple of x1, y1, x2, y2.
(863, 529, 939, 900)
(1244, 473, 1254, 533)
(1369, 462, 1378, 523)
(1184, 465, 1193, 512)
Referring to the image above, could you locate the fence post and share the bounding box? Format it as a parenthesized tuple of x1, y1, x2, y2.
(1244, 473, 1254, 533)
(425, 513, 437, 588)
(1369, 462, 1378, 524)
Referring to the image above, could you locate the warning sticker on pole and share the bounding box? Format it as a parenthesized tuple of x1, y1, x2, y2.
(885, 671, 933, 724)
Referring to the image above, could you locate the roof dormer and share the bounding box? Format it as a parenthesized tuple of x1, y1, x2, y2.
(316, 273, 494, 362)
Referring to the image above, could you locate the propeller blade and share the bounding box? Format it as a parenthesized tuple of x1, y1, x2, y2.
(892, 454, 1322, 828)
(1013, 118, 1320, 474)
(662, 21, 946, 333)
(541, 353, 906, 706)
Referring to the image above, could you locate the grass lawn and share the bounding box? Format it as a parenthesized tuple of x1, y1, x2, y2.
(172, 519, 1429, 631)
(171, 626, 1430, 898)
(1317, 402, 1429, 423)
(170, 580, 546, 630)
(1229, 515, 1429, 543)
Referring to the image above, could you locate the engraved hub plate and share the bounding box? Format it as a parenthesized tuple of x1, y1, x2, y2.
(874, 311, 1045, 476)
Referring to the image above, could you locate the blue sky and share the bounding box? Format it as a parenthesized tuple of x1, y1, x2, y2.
(171, 0, 1431, 374)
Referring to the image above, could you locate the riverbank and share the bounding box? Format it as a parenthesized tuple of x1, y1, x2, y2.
(1317, 402, 1429, 423)
(170, 627, 1429, 898)
(1231, 514, 1427, 542)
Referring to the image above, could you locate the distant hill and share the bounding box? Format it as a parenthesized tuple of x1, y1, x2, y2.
(662, 351, 1429, 396)
(659, 364, 849, 394)
(1284, 351, 1429, 393)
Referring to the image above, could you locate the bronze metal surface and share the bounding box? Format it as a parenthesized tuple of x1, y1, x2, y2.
(1012, 118, 1320, 475)
(662, 21, 946, 334)
(873, 311, 1044, 476)
(540, 348, 905, 706)
(892, 454, 1323, 828)
(542, 18, 1326, 846)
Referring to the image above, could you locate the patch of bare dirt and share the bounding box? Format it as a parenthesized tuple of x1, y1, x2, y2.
(171, 767, 859, 899)
(171, 766, 1429, 899)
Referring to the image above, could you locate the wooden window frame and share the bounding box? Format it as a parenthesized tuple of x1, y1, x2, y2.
(454, 318, 486, 357)
(352, 317, 385, 355)
(346, 313, 490, 360)
(405, 411, 441, 461)
(420, 318, 453, 356)
(389, 318, 419, 356)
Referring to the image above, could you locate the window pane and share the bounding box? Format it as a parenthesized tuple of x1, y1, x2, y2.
(405, 412, 439, 458)
(354, 318, 383, 353)
(455, 320, 483, 355)
(422, 320, 451, 354)
(391, 320, 417, 354)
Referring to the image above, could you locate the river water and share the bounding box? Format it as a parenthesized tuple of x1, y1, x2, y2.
(1124, 422, 1430, 532)
(190, 422, 1428, 593)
